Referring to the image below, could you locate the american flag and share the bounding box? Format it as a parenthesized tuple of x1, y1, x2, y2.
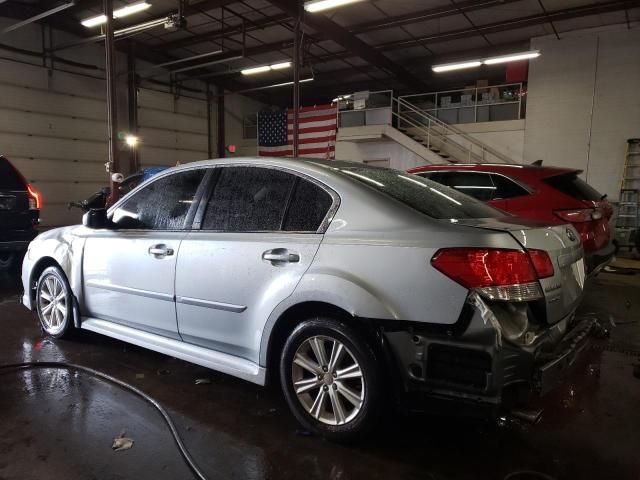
(258, 104, 337, 159)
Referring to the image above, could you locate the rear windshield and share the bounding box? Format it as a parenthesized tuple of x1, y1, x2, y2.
(0, 157, 26, 190)
(543, 172, 602, 201)
(337, 166, 503, 219)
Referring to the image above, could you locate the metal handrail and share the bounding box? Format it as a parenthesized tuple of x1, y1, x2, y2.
(394, 97, 513, 164)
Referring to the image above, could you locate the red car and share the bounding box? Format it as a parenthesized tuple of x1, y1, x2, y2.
(407, 163, 614, 274)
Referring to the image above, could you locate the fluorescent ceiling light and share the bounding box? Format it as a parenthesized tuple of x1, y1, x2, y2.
(81, 14, 107, 27)
(432, 61, 482, 73)
(81, 1, 151, 28)
(304, 0, 365, 13)
(483, 50, 540, 65)
(270, 61, 291, 70)
(241, 61, 292, 75)
(241, 65, 272, 75)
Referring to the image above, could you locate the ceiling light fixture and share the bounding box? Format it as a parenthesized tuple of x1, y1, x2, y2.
(432, 61, 482, 73)
(81, 1, 151, 28)
(241, 61, 292, 75)
(432, 50, 541, 73)
(304, 0, 366, 13)
(483, 50, 541, 65)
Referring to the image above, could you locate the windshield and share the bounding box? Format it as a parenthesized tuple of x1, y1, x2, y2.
(337, 166, 503, 219)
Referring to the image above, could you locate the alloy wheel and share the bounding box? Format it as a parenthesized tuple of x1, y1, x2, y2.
(38, 275, 68, 335)
(291, 335, 365, 426)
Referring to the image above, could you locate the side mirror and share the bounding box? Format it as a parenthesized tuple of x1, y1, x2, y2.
(82, 208, 111, 229)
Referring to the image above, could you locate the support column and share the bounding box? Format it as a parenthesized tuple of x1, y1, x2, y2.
(104, 0, 120, 204)
(206, 84, 213, 158)
(217, 87, 225, 158)
(127, 40, 138, 174)
(292, 14, 301, 158)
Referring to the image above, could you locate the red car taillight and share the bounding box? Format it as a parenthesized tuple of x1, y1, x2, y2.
(27, 184, 42, 210)
(554, 208, 602, 223)
(431, 248, 554, 301)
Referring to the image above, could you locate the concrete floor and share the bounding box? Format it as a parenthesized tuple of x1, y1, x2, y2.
(1, 269, 639, 480)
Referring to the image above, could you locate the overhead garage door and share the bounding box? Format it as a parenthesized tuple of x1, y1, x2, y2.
(0, 59, 109, 227)
(136, 88, 209, 168)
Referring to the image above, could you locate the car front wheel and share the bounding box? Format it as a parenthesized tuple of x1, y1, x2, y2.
(280, 317, 382, 441)
(36, 266, 74, 338)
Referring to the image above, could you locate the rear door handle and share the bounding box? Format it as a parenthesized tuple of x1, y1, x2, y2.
(262, 248, 300, 264)
(148, 244, 174, 257)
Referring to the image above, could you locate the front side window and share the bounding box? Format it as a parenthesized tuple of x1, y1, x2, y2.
(202, 167, 295, 232)
(111, 169, 205, 230)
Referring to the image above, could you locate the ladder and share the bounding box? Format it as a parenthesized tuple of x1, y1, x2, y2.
(615, 138, 640, 249)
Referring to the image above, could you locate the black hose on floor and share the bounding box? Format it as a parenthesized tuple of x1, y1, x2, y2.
(0, 361, 209, 480)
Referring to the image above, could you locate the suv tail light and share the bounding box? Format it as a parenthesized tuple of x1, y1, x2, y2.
(431, 248, 554, 301)
(554, 208, 601, 223)
(27, 184, 41, 210)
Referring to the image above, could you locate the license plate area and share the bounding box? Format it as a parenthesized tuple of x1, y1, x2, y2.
(0, 195, 16, 210)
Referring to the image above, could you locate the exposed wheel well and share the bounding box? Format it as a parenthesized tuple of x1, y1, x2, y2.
(265, 301, 383, 385)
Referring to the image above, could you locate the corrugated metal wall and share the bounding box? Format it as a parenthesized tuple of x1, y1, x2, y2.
(0, 59, 213, 227)
(0, 59, 109, 227)
(137, 88, 209, 168)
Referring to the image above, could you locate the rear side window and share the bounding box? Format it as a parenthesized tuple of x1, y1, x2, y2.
(339, 167, 502, 219)
(437, 171, 495, 201)
(490, 174, 529, 199)
(284, 179, 333, 232)
(543, 173, 602, 201)
(111, 169, 205, 230)
(0, 157, 26, 190)
(203, 167, 295, 232)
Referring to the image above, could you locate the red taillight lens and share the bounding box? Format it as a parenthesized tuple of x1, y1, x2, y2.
(431, 248, 538, 289)
(527, 249, 554, 278)
(27, 184, 41, 209)
(554, 208, 600, 223)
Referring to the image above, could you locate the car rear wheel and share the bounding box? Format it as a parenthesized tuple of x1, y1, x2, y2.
(0, 252, 15, 271)
(36, 266, 74, 338)
(280, 317, 382, 441)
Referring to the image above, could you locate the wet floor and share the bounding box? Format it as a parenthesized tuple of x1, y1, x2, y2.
(1, 269, 639, 480)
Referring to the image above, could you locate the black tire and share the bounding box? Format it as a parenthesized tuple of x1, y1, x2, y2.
(35, 266, 74, 339)
(0, 252, 15, 271)
(280, 317, 383, 442)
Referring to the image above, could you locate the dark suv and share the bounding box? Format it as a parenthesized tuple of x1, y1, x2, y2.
(0, 156, 41, 270)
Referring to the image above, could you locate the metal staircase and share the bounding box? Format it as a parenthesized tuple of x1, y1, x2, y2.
(391, 96, 514, 164)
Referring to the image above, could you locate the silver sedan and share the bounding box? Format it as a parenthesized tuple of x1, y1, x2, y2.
(21, 158, 590, 441)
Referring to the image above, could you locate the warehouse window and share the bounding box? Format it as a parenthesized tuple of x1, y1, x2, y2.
(111, 170, 205, 230)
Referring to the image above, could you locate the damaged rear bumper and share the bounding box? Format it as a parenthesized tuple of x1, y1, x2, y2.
(382, 294, 595, 410)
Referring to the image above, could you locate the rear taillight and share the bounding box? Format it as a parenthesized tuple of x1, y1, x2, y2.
(527, 249, 555, 278)
(554, 208, 601, 223)
(27, 184, 41, 209)
(431, 248, 554, 301)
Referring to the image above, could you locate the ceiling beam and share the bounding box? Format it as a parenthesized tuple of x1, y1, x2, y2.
(376, 0, 637, 52)
(267, 0, 429, 91)
(349, 0, 521, 34)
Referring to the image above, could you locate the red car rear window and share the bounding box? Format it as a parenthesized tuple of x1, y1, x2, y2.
(543, 173, 602, 201)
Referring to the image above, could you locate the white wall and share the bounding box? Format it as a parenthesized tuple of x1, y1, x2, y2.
(523, 25, 640, 200)
(335, 140, 429, 170)
(446, 120, 525, 163)
(0, 17, 264, 226)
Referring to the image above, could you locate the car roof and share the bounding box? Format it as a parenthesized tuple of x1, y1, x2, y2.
(407, 163, 581, 181)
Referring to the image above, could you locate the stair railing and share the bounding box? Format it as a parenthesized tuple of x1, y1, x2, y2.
(393, 96, 514, 164)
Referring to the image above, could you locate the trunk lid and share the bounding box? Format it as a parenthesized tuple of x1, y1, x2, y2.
(455, 216, 585, 324)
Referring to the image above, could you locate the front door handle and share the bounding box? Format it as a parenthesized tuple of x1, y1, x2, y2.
(262, 248, 300, 264)
(148, 244, 174, 257)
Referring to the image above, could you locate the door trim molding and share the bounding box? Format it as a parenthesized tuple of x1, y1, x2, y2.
(176, 296, 247, 313)
(86, 280, 174, 302)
